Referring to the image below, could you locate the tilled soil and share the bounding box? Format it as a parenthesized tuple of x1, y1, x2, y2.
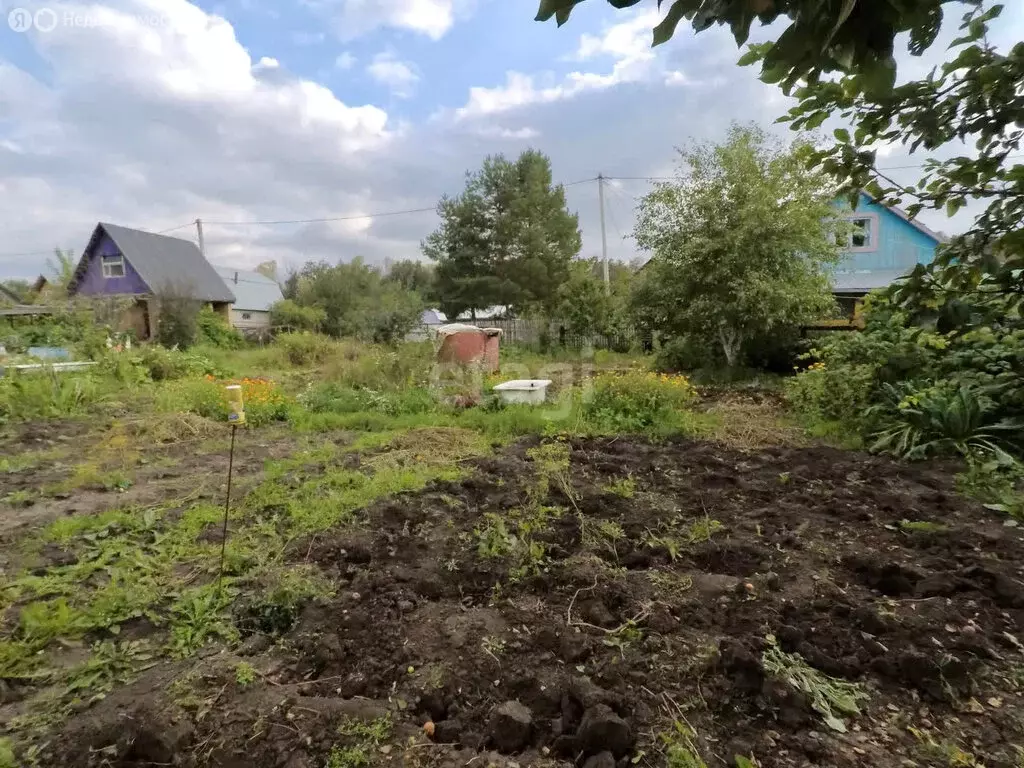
(46, 436, 1024, 767)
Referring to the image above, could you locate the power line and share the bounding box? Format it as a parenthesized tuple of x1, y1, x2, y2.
(2, 177, 599, 259)
(204, 206, 438, 227)
(205, 181, 597, 227)
(604, 154, 1024, 183)
(0, 248, 62, 259)
(156, 222, 196, 235)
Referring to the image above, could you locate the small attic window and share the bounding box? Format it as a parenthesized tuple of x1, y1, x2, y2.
(102, 254, 125, 278)
(842, 214, 877, 251)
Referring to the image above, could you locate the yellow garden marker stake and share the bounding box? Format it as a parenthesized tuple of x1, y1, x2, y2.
(218, 385, 245, 594)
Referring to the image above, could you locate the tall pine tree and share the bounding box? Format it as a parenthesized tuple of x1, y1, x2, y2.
(422, 150, 581, 320)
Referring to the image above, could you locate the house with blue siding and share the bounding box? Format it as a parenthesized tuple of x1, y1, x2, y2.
(831, 192, 947, 316)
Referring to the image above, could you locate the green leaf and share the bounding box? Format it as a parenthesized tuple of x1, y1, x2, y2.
(761, 65, 789, 84)
(737, 47, 762, 67)
(805, 111, 828, 130)
(823, 713, 848, 733)
(829, 0, 858, 42)
(861, 56, 897, 95)
(652, 0, 688, 46)
(833, 128, 851, 143)
(534, 0, 582, 23)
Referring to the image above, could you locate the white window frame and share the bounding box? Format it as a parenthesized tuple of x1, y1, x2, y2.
(843, 214, 879, 252)
(101, 254, 126, 278)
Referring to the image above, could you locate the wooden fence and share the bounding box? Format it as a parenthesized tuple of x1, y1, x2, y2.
(474, 317, 646, 352)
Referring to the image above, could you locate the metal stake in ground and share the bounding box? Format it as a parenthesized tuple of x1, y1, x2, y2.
(218, 385, 246, 593)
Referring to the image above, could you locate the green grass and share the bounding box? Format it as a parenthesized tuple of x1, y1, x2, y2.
(602, 475, 637, 498)
(327, 715, 394, 768)
(660, 721, 708, 768)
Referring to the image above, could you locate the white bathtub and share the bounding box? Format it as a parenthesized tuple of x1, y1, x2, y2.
(492, 379, 553, 405)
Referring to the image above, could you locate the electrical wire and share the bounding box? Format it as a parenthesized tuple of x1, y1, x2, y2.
(5, 154, 1007, 261)
(603, 154, 1024, 183)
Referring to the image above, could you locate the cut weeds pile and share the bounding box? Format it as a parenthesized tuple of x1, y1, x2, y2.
(3, 430, 1023, 767)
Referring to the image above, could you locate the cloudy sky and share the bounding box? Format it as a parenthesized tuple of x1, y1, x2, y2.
(0, 0, 1020, 279)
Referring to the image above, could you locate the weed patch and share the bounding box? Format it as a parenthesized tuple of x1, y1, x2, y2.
(327, 714, 393, 768)
(602, 475, 637, 498)
(642, 514, 724, 560)
(169, 585, 239, 658)
(763, 636, 868, 733)
(584, 370, 697, 432)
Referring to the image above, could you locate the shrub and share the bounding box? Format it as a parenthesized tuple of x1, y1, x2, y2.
(784, 359, 877, 428)
(0, 372, 102, 422)
(655, 334, 720, 372)
(159, 376, 289, 427)
(197, 306, 244, 349)
(135, 346, 218, 381)
(868, 382, 1022, 460)
(0, 299, 131, 359)
(274, 332, 336, 366)
(298, 382, 436, 416)
(786, 289, 1023, 458)
(584, 371, 697, 431)
(269, 299, 326, 333)
(154, 288, 202, 350)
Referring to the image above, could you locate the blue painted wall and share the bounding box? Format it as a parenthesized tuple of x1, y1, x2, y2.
(835, 193, 940, 272)
(71, 229, 150, 296)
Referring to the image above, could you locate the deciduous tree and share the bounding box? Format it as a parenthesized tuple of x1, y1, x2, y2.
(291, 258, 424, 343)
(633, 124, 840, 367)
(385, 260, 436, 299)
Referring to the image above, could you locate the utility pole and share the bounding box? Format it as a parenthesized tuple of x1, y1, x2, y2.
(598, 173, 610, 293)
(196, 218, 206, 258)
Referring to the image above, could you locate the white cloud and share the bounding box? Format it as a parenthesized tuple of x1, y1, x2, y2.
(366, 52, 419, 97)
(473, 126, 541, 140)
(309, 0, 461, 40)
(0, 0, 404, 273)
(575, 10, 659, 63)
(452, 10, 670, 120)
(335, 51, 357, 70)
(454, 55, 652, 120)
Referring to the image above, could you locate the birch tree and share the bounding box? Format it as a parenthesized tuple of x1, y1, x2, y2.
(633, 123, 841, 367)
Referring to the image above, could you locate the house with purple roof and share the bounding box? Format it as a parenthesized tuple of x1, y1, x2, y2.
(68, 223, 235, 339)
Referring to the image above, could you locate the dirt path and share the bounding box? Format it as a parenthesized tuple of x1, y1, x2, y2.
(32, 437, 1024, 766)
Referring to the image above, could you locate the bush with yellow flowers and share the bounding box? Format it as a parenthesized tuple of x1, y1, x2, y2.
(584, 370, 697, 431)
(164, 375, 289, 427)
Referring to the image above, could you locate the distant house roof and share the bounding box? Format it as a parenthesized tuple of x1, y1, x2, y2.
(72, 223, 235, 303)
(214, 267, 283, 312)
(421, 309, 448, 325)
(0, 284, 21, 303)
(455, 305, 509, 321)
(831, 270, 909, 295)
